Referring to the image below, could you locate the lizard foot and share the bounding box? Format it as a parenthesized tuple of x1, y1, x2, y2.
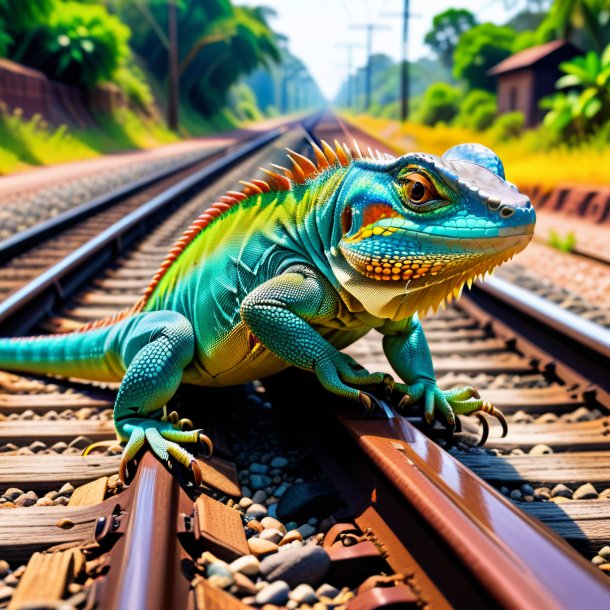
(117, 418, 213, 484)
(394, 382, 507, 443)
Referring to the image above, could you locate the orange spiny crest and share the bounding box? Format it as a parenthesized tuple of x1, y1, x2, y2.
(334, 140, 349, 167)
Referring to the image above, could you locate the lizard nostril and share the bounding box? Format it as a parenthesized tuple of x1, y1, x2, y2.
(500, 206, 515, 218)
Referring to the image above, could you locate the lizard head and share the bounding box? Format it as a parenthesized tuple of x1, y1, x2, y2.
(329, 143, 535, 319)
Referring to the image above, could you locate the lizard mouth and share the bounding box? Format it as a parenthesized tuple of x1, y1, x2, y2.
(339, 231, 532, 284)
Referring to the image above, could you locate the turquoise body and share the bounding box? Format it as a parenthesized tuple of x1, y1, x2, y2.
(0, 143, 536, 479)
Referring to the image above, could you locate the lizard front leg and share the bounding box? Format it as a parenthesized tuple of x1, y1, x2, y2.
(380, 316, 507, 438)
(107, 311, 212, 482)
(241, 265, 388, 410)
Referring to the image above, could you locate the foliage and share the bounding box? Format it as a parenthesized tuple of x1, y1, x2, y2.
(489, 111, 526, 141)
(413, 83, 461, 126)
(548, 229, 577, 252)
(121, 0, 280, 117)
(542, 0, 610, 53)
(231, 83, 263, 122)
(0, 103, 179, 174)
(542, 44, 610, 136)
(424, 8, 477, 71)
(454, 89, 497, 130)
(19, 2, 131, 87)
(0, 0, 54, 56)
(453, 23, 516, 91)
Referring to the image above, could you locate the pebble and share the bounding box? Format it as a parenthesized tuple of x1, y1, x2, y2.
(290, 583, 318, 604)
(246, 503, 268, 520)
(68, 436, 92, 450)
(534, 487, 551, 501)
(248, 538, 279, 557)
(14, 491, 38, 507)
(536, 413, 558, 424)
(0, 560, 9, 578)
(2, 488, 23, 500)
(259, 528, 284, 545)
(273, 484, 289, 497)
(58, 483, 74, 496)
(270, 456, 289, 468)
(252, 490, 268, 504)
(598, 546, 610, 560)
(207, 562, 234, 589)
(599, 489, 610, 500)
(551, 484, 573, 499)
(592, 555, 606, 566)
(260, 544, 330, 587)
(316, 583, 340, 599)
(255, 580, 290, 606)
(239, 497, 253, 510)
(28, 441, 47, 453)
(232, 571, 257, 595)
(230, 555, 260, 576)
(246, 520, 263, 534)
(520, 484, 535, 496)
(509, 490, 522, 500)
(241, 486, 252, 498)
(279, 530, 303, 546)
(0, 586, 13, 603)
(260, 517, 287, 534)
(35, 497, 55, 507)
(249, 463, 270, 475)
(250, 475, 272, 491)
(208, 573, 234, 589)
(267, 503, 278, 519)
(277, 481, 340, 522)
(573, 483, 598, 500)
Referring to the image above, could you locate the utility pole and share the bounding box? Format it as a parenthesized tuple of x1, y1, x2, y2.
(335, 42, 362, 108)
(167, 0, 179, 130)
(381, 0, 419, 122)
(350, 23, 391, 112)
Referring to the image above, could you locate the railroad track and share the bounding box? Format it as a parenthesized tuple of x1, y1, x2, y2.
(0, 111, 609, 610)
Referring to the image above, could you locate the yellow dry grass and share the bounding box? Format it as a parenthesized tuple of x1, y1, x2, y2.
(347, 114, 610, 190)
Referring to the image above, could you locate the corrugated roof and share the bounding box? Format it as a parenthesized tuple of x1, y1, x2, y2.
(487, 40, 573, 76)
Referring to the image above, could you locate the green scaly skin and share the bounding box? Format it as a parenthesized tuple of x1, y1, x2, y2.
(0, 142, 536, 481)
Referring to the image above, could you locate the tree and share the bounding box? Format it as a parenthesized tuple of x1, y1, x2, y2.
(424, 9, 477, 71)
(543, 0, 610, 53)
(414, 82, 461, 125)
(453, 23, 516, 91)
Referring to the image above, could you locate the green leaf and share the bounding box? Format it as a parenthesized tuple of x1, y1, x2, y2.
(556, 74, 581, 88)
(583, 97, 602, 119)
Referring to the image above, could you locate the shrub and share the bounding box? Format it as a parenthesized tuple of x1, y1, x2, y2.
(454, 89, 497, 130)
(490, 112, 525, 141)
(22, 2, 130, 87)
(415, 83, 461, 126)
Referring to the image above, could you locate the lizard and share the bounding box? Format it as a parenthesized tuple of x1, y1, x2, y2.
(0, 139, 535, 484)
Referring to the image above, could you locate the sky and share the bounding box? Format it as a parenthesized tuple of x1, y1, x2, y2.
(240, 0, 528, 100)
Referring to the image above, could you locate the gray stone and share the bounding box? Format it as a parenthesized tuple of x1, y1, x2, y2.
(273, 483, 289, 497)
(241, 486, 252, 498)
(246, 503, 268, 520)
(229, 554, 260, 576)
(260, 544, 330, 587)
(252, 490, 268, 504)
(14, 491, 38, 507)
(509, 490, 522, 500)
(2, 488, 23, 500)
(289, 583, 318, 604)
(259, 528, 283, 545)
(529, 444, 553, 455)
(297, 524, 316, 539)
(255, 580, 290, 606)
(520, 484, 535, 495)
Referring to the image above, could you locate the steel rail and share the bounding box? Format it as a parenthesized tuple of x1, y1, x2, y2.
(0, 114, 322, 335)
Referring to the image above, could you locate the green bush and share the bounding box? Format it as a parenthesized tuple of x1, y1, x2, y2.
(454, 89, 497, 130)
(22, 2, 130, 87)
(415, 83, 461, 126)
(490, 111, 525, 141)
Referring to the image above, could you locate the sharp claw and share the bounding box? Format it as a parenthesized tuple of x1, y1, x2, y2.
(167, 411, 179, 424)
(494, 409, 508, 438)
(177, 418, 193, 431)
(476, 413, 490, 446)
(198, 433, 214, 458)
(190, 460, 203, 487)
(359, 391, 373, 416)
(397, 394, 411, 411)
(472, 388, 481, 399)
(381, 374, 395, 398)
(424, 412, 434, 425)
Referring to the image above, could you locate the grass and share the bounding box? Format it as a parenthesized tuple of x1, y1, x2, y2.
(347, 114, 610, 191)
(0, 105, 194, 175)
(548, 229, 577, 253)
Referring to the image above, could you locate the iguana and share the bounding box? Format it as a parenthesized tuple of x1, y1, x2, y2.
(0, 140, 535, 483)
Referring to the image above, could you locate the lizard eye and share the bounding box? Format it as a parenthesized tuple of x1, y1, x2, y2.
(404, 173, 437, 205)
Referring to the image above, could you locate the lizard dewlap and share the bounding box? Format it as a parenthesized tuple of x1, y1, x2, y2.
(0, 140, 535, 482)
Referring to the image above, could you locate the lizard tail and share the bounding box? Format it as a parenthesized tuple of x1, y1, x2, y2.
(0, 325, 123, 382)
